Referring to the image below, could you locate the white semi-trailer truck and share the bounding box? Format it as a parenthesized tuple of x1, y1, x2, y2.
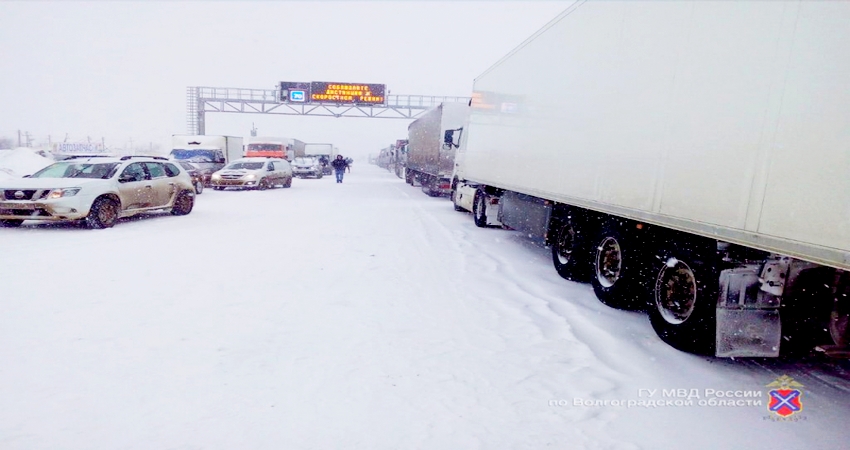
(451, 1, 850, 358)
(405, 103, 469, 196)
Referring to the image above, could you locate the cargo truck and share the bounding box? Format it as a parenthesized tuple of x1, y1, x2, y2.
(405, 103, 469, 196)
(304, 143, 337, 175)
(170, 135, 243, 185)
(245, 136, 305, 161)
(450, 1, 850, 358)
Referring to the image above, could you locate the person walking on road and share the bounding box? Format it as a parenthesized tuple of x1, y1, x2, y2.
(332, 154, 348, 183)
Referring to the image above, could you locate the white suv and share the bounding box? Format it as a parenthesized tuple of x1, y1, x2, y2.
(210, 158, 293, 190)
(0, 156, 196, 229)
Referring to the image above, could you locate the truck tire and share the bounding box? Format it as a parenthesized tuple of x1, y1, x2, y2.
(85, 196, 119, 229)
(648, 241, 718, 355)
(0, 219, 23, 228)
(472, 189, 489, 228)
(171, 190, 194, 216)
(551, 213, 591, 282)
(451, 189, 465, 212)
(589, 221, 646, 310)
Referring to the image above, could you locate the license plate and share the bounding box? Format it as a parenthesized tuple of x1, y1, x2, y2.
(0, 202, 36, 209)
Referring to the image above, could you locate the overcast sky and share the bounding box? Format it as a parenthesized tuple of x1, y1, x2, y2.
(0, 1, 570, 159)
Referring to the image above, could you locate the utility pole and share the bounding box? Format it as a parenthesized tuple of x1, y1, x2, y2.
(17, 130, 21, 147)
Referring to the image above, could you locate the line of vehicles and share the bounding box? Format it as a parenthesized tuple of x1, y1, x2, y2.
(168, 135, 340, 187)
(378, 1, 850, 359)
(0, 135, 344, 229)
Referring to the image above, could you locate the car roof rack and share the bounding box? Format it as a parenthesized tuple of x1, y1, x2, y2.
(119, 155, 168, 161)
(61, 155, 114, 160)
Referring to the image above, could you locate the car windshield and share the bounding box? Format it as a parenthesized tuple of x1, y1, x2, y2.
(226, 162, 265, 170)
(30, 162, 120, 179)
(170, 149, 223, 163)
(293, 158, 315, 165)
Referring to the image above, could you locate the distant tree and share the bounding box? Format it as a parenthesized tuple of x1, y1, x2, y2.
(0, 137, 14, 149)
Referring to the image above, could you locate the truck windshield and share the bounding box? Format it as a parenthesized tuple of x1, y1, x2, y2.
(170, 149, 223, 163)
(247, 144, 283, 151)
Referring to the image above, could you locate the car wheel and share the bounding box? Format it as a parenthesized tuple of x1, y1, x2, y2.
(283, 176, 292, 188)
(194, 181, 204, 194)
(258, 178, 269, 190)
(171, 190, 194, 216)
(0, 219, 24, 228)
(85, 196, 120, 229)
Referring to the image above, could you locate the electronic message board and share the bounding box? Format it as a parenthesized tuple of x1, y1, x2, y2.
(310, 82, 385, 105)
(278, 81, 386, 105)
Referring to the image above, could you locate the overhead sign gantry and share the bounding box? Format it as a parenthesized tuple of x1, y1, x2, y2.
(187, 81, 471, 135)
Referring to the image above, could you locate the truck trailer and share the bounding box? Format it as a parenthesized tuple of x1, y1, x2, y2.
(450, 1, 850, 358)
(405, 103, 469, 196)
(170, 135, 244, 185)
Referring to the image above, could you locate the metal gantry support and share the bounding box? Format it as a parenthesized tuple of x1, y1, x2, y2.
(186, 86, 471, 135)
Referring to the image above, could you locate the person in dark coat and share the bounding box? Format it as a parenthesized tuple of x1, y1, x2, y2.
(331, 155, 348, 183)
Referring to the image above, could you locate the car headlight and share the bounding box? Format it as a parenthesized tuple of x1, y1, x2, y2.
(48, 188, 81, 199)
(244, 174, 256, 180)
(211, 173, 221, 180)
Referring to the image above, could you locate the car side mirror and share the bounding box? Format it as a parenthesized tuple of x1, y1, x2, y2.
(216, 158, 226, 164)
(267, 166, 274, 171)
(22, 175, 31, 178)
(118, 173, 135, 183)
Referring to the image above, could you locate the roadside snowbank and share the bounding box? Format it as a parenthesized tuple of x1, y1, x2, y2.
(0, 147, 54, 178)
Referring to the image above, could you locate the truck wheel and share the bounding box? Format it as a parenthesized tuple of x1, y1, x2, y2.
(0, 219, 23, 228)
(472, 189, 489, 228)
(451, 189, 465, 212)
(648, 243, 718, 355)
(406, 170, 414, 185)
(85, 196, 119, 229)
(551, 214, 590, 282)
(171, 190, 194, 216)
(590, 222, 646, 310)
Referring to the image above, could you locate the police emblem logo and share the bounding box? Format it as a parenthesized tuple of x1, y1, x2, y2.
(766, 375, 804, 417)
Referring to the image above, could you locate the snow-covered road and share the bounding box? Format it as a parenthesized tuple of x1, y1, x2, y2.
(1, 164, 848, 449)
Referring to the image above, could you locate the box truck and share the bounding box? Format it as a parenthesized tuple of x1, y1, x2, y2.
(450, 1, 850, 358)
(304, 143, 337, 175)
(405, 103, 469, 196)
(245, 136, 305, 161)
(170, 135, 243, 185)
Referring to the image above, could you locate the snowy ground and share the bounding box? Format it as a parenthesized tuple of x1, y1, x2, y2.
(1, 164, 848, 449)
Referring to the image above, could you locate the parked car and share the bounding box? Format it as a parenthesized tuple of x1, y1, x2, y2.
(210, 158, 293, 190)
(292, 157, 324, 179)
(0, 156, 195, 229)
(177, 161, 204, 194)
